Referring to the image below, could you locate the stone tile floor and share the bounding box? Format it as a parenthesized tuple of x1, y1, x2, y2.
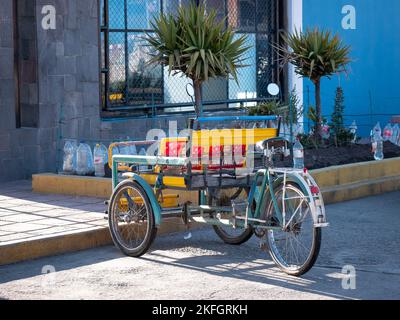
(0, 180, 107, 245)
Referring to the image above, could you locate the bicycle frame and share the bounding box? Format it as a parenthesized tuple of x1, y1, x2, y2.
(239, 167, 329, 230)
(194, 167, 329, 231)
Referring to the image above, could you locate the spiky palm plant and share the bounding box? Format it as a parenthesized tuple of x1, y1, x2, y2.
(276, 28, 351, 141)
(145, 2, 249, 117)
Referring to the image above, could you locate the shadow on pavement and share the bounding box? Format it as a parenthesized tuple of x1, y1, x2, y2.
(1, 188, 400, 300)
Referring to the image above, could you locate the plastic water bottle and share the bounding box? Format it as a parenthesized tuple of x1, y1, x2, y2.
(94, 144, 108, 177)
(138, 148, 148, 171)
(372, 134, 384, 161)
(349, 120, 358, 143)
(391, 124, 399, 144)
(371, 122, 382, 138)
(76, 142, 94, 176)
(125, 137, 137, 156)
(128, 143, 137, 156)
(119, 143, 130, 155)
(62, 141, 76, 174)
(119, 139, 130, 155)
(383, 123, 393, 141)
(76, 143, 88, 175)
(86, 144, 95, 175)
(111, 145, 120, 157)
(293, 139, 304, 169)
(321, 124, 330, 140)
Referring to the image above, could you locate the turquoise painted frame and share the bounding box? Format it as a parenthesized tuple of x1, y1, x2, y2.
(245, 169, 313, 227)
(111, 155, 316, 229)
(111, 154, 187, 226)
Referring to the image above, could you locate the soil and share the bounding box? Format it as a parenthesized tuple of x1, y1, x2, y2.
(104, 142, 400, 177)
(274, 141, 400, 170)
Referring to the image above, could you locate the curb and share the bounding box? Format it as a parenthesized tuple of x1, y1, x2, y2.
(0, 227, 111, 267)
(321, 174, 400, 204)
(33, 158, 400, 205)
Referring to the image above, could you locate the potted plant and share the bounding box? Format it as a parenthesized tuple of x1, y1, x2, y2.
(276, 28, 351, 142)
(247, 88, 302, 131)
(329, 87, 355, 146)
(145, 2, 249, 117)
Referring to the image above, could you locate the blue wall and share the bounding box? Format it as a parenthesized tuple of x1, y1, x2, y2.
(302, 0, 400, 137)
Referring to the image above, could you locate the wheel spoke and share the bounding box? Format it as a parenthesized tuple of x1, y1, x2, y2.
(110, 183, 152, 253)
(266, 183, 320, 275)
(208, 187, 253, 244)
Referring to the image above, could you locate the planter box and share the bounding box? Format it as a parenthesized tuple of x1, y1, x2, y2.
(32, 157, 400, 204)
(312, 157, 400, 204)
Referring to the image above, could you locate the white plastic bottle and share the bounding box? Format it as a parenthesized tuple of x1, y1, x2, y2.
(138, 147, 148, 171)
(383, 123, 393, 141)
(372, 133, 384, 161)
(76, 142, 88, 175)
(349, 120, 358, 143)
(371, 122, 382, 138)
(125, 137, 137, 156)
(86, 143, 95, 175)
(390, 124, 399, 144)
(293, 138, 304, 170)
(321, 124, 330, 140)
(111, 145, 120, 157)
(129, 143, 137, 156)
(119, 139, 130, 155)
(94, 144, 108, 177)
(62, 141, 75, 174)
(76, 142, 95, 176)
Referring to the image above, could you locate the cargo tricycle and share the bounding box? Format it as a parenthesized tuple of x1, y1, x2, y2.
(106, 115, 328, 276)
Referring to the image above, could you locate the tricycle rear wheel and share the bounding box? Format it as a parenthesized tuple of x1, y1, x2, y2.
(207, 188, 254, 245)
(108, 180, 157, 257)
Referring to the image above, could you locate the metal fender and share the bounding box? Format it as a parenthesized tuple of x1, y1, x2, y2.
(118, 173, 162, 226)
(264, 172, 328, 227)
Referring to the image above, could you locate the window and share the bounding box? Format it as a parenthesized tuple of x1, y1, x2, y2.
(100, 0, 283, 116)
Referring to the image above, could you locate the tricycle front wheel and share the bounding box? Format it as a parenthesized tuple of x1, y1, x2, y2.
(108, 180, 157, 257)
(265, 182, 321, 276)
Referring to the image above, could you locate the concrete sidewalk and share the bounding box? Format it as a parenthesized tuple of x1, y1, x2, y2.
(0, 181, 107, 243)
(1, 190, 400, 300)
(0, 180, 198, 266)
(0, 180, 111, 265)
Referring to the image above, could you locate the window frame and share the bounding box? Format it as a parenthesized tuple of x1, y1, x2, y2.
(100, 0, 285, 118)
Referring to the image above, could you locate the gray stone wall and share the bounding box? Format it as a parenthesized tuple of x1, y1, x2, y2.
(35, 0, 101, 175)
(0, 0, 243, 183)
(18, 0, 39, 127)
(0, 0, 25, 182)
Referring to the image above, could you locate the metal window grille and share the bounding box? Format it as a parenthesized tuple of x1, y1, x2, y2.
(100, 0, 284, 117)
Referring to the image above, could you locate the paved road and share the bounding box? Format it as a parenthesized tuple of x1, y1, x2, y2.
(0, 192, 400, 300)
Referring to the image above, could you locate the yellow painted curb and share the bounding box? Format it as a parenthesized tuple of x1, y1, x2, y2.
(321, 175, 400, 204)
(33, 157, 400, 205)
(32, 174, 198, 204)
(0, 227, 111, 266)
(311, 157, 400, 188)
